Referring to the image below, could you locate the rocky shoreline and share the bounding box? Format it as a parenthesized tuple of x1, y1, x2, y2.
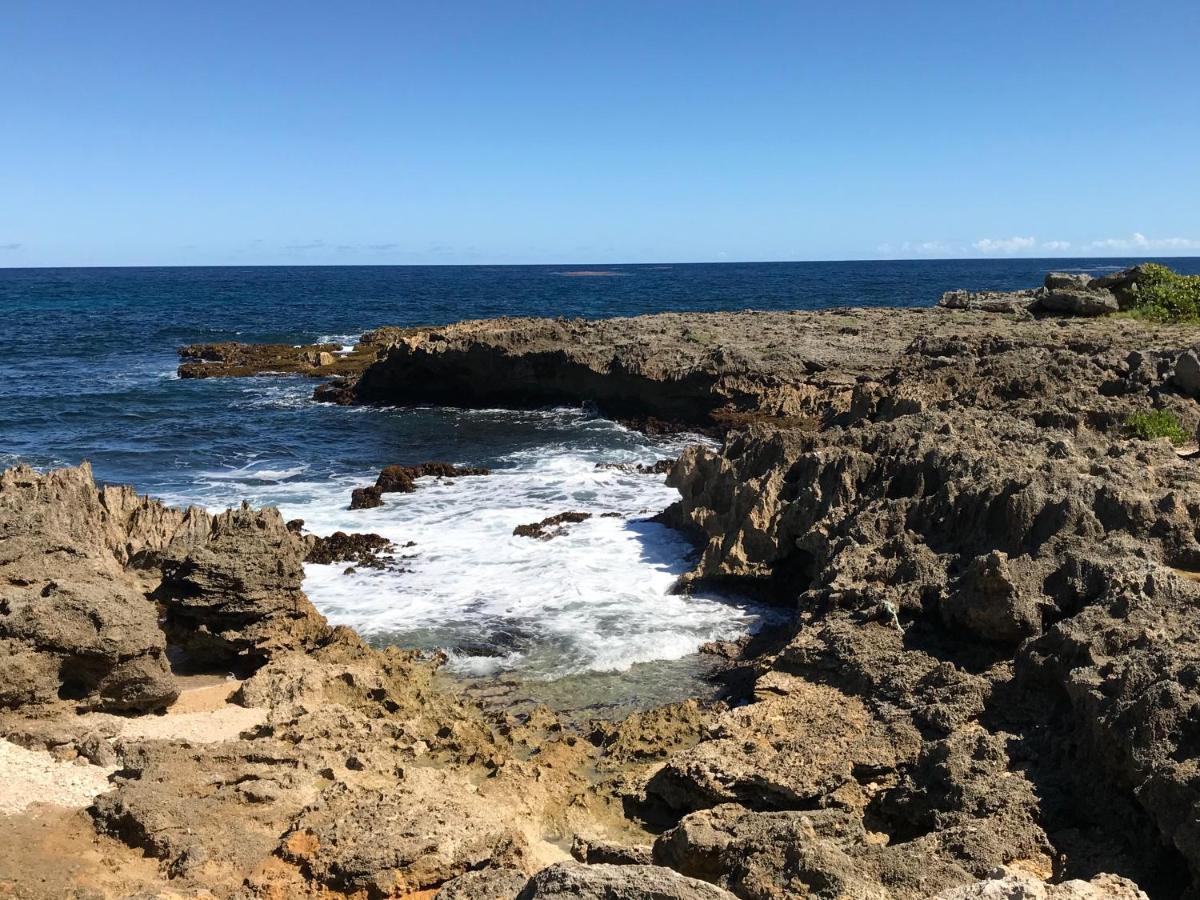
(4, 268, 1200, 897)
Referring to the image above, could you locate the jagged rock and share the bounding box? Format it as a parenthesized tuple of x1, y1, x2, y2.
(313, 377, 358, 404)
(596, 459, 677, 475)
(303, 530, 394, 567)
(646, 677, 916, 814)
(0, 464, 178, 712)
(156, 502, 331, 667)
(654, 803, 973, 899)
(177, 329, 407, 379)
(516, 862, 737, 899)
(940, 550, 1043, 643)
(376, 461, 490, 493)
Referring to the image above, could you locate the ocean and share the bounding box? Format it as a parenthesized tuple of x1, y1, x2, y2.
(3, 258, 1196, 707)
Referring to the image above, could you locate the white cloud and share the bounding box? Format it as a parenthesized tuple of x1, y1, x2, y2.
(1085, 232, 1200, 252)
(973, 236, 1037, 254)
(1041, 240, 1071, 252)
(876, 240, 956, 257)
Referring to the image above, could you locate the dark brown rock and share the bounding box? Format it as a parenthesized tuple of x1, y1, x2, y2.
(348, 462, 490, 509)
(513, 511, 592, 539)
(304, 531, 394, 567)
(349, 484, 383, 509)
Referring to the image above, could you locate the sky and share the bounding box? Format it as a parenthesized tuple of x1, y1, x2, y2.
(2, 1, 1198, 267)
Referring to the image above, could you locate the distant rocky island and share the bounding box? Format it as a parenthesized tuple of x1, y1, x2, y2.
(4, 264, 1200, 898)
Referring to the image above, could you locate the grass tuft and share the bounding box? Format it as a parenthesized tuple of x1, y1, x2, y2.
(1123, 409, 1190, 445)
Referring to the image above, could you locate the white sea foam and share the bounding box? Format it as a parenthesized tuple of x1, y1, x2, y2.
(179, 412, 770, 680)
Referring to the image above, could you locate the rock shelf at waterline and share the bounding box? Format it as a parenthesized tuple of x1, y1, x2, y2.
(8, 270, 1200, 896)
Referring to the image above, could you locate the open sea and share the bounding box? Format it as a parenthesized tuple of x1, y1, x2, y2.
(3, 258, 1196, 708)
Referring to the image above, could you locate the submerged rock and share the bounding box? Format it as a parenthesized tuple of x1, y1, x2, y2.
(348, 461, 490, 509)
(513, 511, 592, 539)
(303, 530, 394, 567)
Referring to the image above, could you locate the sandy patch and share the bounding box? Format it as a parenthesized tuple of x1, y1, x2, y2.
(82, 679, 265, 744)
(0, 740, 116, 815)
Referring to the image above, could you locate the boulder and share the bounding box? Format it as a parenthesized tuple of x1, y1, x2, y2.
(516, 862, 737, 899)
(1173, 349, 1200, 398)
(349, 485, 383, 509)
(303, 530, 394, 567)
(1036, 289, 1119, 316)
(513, 511, 592, 539)
(1044, 272, 1093, 291)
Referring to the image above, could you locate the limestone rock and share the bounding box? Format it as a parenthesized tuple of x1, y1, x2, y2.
(281, 776, 530, 895)
(1044, 273, 1094, 291)
(0, 464, 177, 712)
(436, 867, 530, 899)
(156, 502, 331, 667)
(516, 862, 738, 899)
(1173, 348, 1200, 398)
(939, 289, 1038, 313)
(1036, 289, 1119, 316)
(934, 867, 1148, 899)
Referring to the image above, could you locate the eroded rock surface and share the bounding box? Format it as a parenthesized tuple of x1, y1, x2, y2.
(0, 464, 181, 712)
(9, 274, 1200, 898)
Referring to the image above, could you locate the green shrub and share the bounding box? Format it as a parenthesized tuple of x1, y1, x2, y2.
(1128, 263, 1200, 323)
(1124, 409, 1190, 445)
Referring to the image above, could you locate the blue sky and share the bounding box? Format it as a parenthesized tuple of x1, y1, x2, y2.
(2, 1, 1198, 266)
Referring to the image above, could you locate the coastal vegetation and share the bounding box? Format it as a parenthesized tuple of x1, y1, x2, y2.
(1124, 408, 1190, 445)
(1125, 263, 1200, 323)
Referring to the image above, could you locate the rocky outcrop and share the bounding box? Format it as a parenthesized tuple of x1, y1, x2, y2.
(177, 327, 411, 379)
(155, 503, 332, 668)
(938, 267, 1150, 318)
(302, 530, 395, 567)
(653, 318, 1200, 895)
(336, 310, 946, 430)
(348, 461, 490, 510)
(13, 282, 1200, 898)
(0, 464, 180, 712)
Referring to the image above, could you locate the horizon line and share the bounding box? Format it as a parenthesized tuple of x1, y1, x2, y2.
(2, 253, 1198, 272)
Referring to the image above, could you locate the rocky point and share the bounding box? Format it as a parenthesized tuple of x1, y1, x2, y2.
(5, 266, 1199, 898)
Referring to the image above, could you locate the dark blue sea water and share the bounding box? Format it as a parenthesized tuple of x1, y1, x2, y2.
(3, 258, 1194, 696)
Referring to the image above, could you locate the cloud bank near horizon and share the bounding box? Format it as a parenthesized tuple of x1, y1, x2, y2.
(877, 233, 1200, 259)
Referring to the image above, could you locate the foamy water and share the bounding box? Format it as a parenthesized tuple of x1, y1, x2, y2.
(170, 401, 770, 680)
